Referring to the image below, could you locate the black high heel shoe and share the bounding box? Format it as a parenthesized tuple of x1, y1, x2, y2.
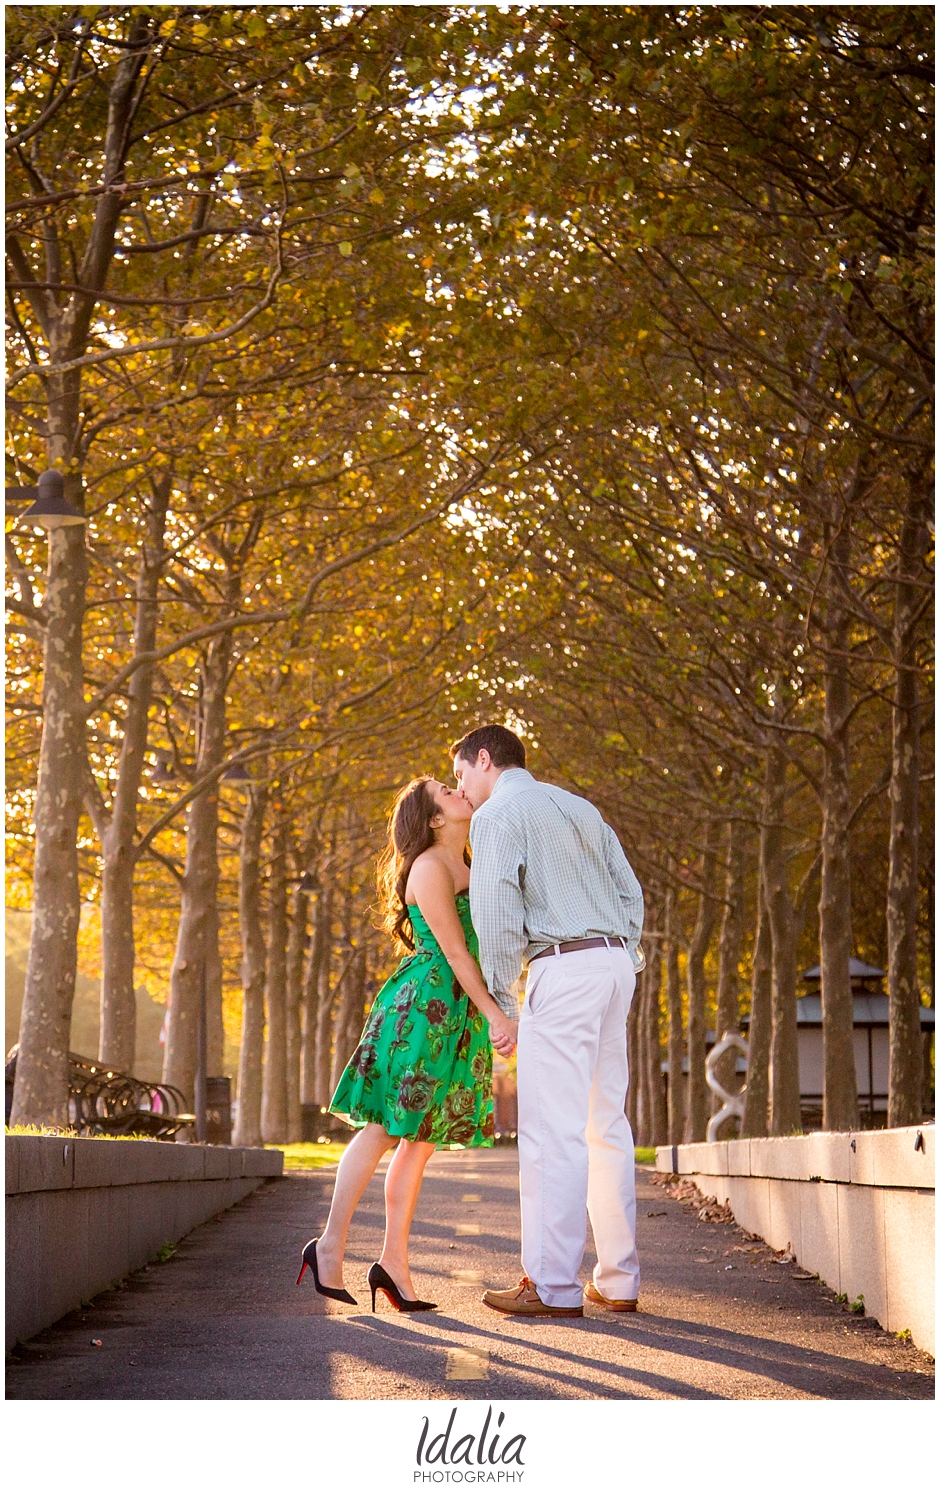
(296, 1239, 357, 1305)
(367, 1261, 437, 1314)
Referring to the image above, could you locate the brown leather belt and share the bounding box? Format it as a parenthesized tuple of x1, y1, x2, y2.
(530, 936, 629, 963)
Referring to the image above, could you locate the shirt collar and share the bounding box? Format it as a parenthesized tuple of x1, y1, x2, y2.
(490, 767, 534, 798)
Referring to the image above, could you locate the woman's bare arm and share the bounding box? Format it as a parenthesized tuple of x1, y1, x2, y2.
(408, 855, 517, 1054)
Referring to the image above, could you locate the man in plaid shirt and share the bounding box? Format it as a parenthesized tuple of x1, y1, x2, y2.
(452, 724, 644, 1319)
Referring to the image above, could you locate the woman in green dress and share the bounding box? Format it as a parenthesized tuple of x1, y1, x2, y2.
(297, 776, 517, 1312)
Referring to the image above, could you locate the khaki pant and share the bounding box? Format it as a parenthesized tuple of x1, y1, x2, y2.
(517, 943, 639, 1307)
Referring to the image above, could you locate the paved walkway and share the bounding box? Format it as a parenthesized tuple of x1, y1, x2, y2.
(6, 1149, 934, 1400)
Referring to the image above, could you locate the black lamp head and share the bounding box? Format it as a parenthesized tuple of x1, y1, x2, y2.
(7, 470, 86, 531)
(221, 762, 252, 787)
(148, 749, 176, 783)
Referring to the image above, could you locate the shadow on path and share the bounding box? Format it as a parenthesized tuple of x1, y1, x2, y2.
(6, 1154, 934, 1401)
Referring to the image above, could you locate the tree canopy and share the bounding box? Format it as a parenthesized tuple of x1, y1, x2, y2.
(6, 6, 933, 1135)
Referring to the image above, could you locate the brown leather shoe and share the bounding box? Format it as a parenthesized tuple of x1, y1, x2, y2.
(482, 1276, 583, 1318)
(583, 1281, 638, 1312)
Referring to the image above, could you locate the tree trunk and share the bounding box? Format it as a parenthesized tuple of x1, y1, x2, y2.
(818, 536, 859, 1130)
(301, 885, 329, 1107)
(205, 895, 225, 1079)
(887, 483, 929, 1126)
(761, 743, 803, 1135)
(314, 982, 339, 1107)
(11, 523, 88, 1128)
(642, 919, 668, 1147)
(98, 475, 170, 1070)
(232, 784, 268, 1147)
(350, 950, 371, 1067)
(320, 884, 363, 1105)
(163, 634, 232, 1105)
(11, 23, 149, 1127)
(685, 821, 721, 1143)
(664, 887, 685, 1145)
(314, 914, 341, 1107)
(261, 816, 289, 1144)
(741, 873, 773, 1138)
(712, 819, 748, 1113)
(331, 948, 368, 1095)
(285, 873, 309, 1144)
(98, 861, 136, 1072)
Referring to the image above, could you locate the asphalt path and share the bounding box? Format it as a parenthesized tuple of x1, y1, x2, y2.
(6, 1148, 934, 1400)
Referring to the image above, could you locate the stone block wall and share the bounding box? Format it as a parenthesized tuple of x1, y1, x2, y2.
(6, 1135, 283, 1346)
(655, 1127, 934, 1355)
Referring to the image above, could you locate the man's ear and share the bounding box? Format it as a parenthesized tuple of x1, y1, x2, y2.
(477, 748, 492, 771)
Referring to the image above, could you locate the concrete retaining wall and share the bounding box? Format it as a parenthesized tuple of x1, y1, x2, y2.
(6, 1135, 283, 1346)
(655, 1126, 934, 1355)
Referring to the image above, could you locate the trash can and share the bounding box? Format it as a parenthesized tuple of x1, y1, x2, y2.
(205, 1077, 232, 1145)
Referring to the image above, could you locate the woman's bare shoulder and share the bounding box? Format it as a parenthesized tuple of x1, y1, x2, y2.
(404, 849, 454, 903)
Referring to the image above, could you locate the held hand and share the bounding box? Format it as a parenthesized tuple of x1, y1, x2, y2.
(489, 1012, 518, 1057)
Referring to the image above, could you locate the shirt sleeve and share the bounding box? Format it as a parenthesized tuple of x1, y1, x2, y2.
(604, 825, 645, 965)
(468, 811, 526, 1022)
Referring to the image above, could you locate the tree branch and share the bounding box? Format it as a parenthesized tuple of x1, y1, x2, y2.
(6, 251, 284, 391)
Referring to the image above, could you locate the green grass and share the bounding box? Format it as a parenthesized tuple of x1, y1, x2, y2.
(6, 1125, 153, 1140)
(267, 1141, 347, 1170)
(270, 1142, 660, 1169)
(7, 1124, 66, 1137)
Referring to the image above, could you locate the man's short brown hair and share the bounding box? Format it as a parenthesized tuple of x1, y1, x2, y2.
(450, 724, 527, 770)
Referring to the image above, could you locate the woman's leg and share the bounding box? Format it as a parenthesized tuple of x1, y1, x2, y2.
(316, 1123, 397, 1287)
(378, 1138, 436, 1299)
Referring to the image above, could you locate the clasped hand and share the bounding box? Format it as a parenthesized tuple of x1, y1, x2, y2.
(489, 1013, 518, 1058)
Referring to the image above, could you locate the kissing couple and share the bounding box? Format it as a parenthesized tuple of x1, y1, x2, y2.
(297, 723, 644, 1318)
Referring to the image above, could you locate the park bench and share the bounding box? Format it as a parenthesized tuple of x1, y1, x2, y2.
(5, 1045, 195, 1140)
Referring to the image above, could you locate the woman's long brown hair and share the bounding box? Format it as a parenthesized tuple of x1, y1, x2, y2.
(377, 777, 440, 951)
(378, 776, 471, 951)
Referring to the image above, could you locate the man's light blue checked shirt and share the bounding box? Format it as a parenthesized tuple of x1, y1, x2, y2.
(468, 768, 644, 1020)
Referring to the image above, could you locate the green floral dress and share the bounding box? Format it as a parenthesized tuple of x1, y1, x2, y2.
(330, 891, 494, 1147)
